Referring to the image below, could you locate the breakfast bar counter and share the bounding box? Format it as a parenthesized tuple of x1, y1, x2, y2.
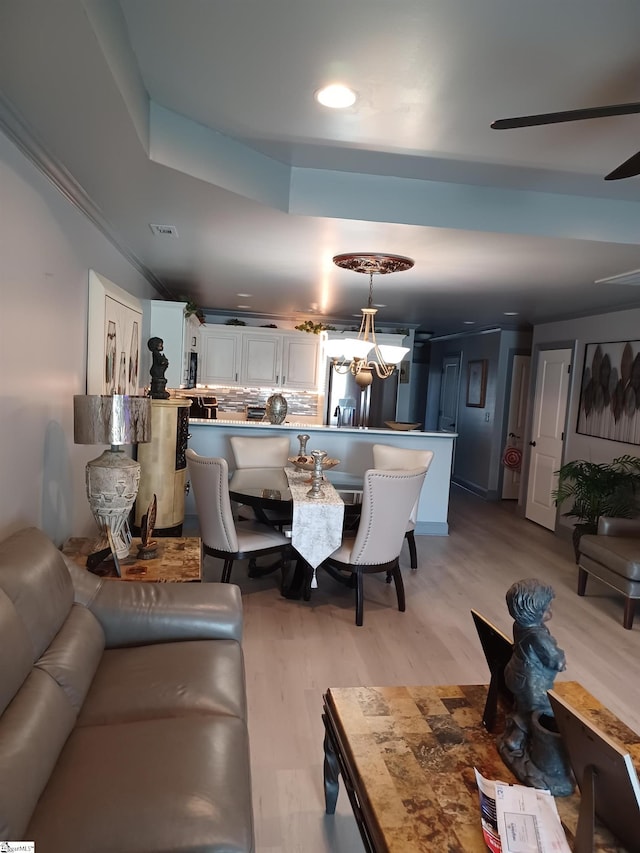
(185, 420, 456, 535)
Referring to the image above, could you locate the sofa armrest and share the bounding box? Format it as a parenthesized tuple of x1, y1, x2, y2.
(597, 516, 640, 538)
(63, 557, 243, 647)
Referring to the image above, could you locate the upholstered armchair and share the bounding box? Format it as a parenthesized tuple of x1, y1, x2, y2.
(577, 516, 640, 629)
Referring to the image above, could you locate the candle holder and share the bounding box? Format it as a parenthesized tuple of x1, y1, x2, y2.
(307, 450, 328, 498)
(297, 433, 310, 459)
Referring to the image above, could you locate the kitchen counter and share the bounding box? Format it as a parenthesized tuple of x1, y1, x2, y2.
(189, 418, 450, 436)
(186, 421, 456, 534)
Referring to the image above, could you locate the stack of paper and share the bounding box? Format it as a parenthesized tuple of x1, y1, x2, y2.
(475, 769, 571, 853)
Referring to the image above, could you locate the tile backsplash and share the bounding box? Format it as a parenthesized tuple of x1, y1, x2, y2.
(197, 387, 319, 418)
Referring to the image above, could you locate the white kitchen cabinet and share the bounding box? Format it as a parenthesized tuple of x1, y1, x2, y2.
(200, 327, 242, 385)
(197, 326, 320, 390)
(241, 332, 282, 386)
(146, 300, 201, 389)
(281, 333, 320, 389)
(241, 330, 319, 389)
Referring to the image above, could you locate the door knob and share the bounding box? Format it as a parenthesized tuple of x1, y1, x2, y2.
(529, 440, 536, 447)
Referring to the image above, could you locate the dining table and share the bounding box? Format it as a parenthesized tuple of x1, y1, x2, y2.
(228, 466, 363, 599)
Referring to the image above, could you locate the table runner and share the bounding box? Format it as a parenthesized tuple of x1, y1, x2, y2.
(285, 468, 345, 584)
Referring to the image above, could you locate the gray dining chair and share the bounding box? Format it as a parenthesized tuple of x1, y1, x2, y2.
(372, 444, 434, 569)
(323, 466, 428, 626)
(186, 449, 290, 583)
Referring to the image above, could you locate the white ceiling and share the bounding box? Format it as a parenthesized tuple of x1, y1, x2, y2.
(3, 0, 640, 334)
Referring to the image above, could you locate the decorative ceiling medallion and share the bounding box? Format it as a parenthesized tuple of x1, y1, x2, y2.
(325, 252, 413, 390)
(332, 253, 414, 276)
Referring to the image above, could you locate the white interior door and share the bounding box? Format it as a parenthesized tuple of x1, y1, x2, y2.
(502, 354, 531, 499)
(438, 354, 461, 432)
(525, 347, 572, 530)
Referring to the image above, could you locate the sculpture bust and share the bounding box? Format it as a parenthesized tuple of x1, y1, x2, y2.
(148, 337, 170, 399)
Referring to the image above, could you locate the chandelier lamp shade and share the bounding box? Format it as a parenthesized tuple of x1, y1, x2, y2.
(325, 253, 413, 387)
(74, 394, 151, 560)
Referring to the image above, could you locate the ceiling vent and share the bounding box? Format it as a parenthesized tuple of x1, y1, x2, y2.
(149, 224, 178, 238)
(595, 268, 640, 286)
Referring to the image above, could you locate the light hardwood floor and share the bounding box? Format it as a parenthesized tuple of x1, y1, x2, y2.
(198, 486, 640, 853)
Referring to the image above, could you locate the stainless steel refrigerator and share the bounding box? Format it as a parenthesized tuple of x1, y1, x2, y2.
(325, 367, 399, 428)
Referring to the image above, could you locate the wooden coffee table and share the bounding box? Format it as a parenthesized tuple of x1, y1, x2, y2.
(322, 682, 640, 853)
(62, 536, 201, 582)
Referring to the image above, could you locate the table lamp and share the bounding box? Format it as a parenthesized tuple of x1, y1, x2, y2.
(74, 394, 151, 560)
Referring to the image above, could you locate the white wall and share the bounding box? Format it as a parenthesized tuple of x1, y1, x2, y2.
(532, 307, 640, 464)
(530, 307, 640, 526)
(0, 130, 157, 546)
(426, 327, 532, 498)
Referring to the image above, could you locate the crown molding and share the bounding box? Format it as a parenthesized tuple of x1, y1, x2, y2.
(0, 93, 170, 298)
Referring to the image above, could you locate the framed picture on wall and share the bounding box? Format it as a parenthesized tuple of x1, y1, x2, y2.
(87, 270, 143, 395)
(466, 359, 487, 407)
(577, 340, 640, 445)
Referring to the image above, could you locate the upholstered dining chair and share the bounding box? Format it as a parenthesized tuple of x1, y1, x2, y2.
(372, 444, 434, 569)
(186, 449, 290, 583)
(229, 435, 291, 468)
(229, 435, 292, 527)
(323, 467, 428, 626)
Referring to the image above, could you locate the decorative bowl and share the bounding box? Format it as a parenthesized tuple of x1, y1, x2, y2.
(385, 421, 421, 431)
(287, 456, 340, 472)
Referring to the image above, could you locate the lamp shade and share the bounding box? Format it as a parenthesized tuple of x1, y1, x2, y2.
(74, 395, 151, 446)
(377, 344, 410, 365)
(323, 339, 347, 360)
(341, 338, 373, 361)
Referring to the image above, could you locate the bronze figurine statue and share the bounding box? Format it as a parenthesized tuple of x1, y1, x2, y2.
(498, 578, 574, 795)
(148, 336, 170, 399)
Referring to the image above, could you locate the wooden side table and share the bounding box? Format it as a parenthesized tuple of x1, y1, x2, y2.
(322, 682, 640, 853)
(62, 537, 201, 582)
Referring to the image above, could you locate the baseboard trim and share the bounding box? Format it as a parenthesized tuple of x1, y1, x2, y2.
(414, 521, 449, 536)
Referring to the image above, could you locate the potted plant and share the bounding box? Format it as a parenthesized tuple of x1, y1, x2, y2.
(183, 300, 206, 325)
(553, 454, 640, 561)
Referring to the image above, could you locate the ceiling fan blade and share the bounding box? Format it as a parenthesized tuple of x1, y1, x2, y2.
(605, 149, 640, 181)
(491, 101, 640, 129)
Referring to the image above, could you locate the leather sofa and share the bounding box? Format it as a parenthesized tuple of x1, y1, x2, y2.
(0, 527, 254, 852)
(578, 516, 640, 629)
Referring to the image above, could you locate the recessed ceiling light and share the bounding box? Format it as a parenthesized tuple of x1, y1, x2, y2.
(315, 84, 357, 109)
(503, 311, 519, 316)
(373, 303, 387, 308)
(237, 304, 251, 309)
(463, 320, 475, 325)
(237, 293, 252, 298)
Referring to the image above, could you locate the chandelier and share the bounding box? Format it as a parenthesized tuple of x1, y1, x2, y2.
(324, 253, 414, 387)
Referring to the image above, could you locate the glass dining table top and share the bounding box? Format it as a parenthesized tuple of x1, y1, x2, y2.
(229, 467, 363, 599)
(228, 467, 363, 507)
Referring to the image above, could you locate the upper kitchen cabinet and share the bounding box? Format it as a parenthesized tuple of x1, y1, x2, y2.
(200, 327, 242, 386)
(281, 333, 320, 389)
(146, 300, 201, 389)
(241, 331, 282, 386)
(241, 330, 319, 389)
(198, 326, 320, 390)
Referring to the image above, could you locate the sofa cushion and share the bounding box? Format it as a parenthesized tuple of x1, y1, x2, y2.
(35, 603, 105, 713)
(65, 560, 245, 647)
(0, 669, 77, 840)
(0, 589, 32, 715)
(77, 639, 247, 726)
(0, 528, 74, 661)
(26, 716, 254, 853)
(579, 534, 640, 581)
